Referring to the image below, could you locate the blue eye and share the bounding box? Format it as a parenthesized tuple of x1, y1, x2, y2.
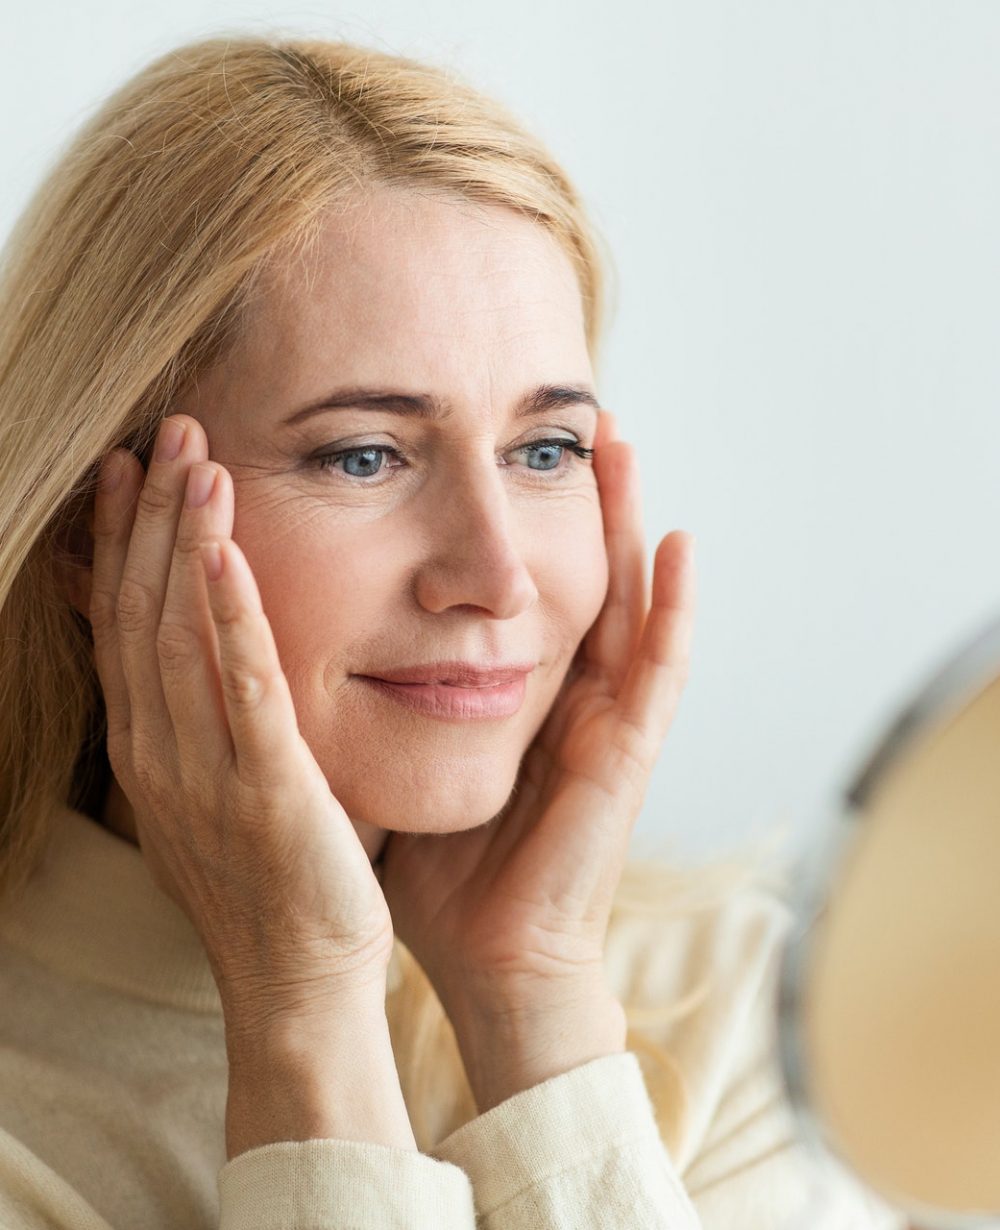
(339, 447, 389, 478)
(313, 437, 594, 482)
(507, 437, 595, 473)
(519, 441, 566, 470)
(315, 446, 401, 479)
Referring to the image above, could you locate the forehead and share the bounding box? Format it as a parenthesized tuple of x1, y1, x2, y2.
(233, 188, 590, 401)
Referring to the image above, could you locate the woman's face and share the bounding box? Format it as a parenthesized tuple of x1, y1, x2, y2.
(172, 188, 609, 858)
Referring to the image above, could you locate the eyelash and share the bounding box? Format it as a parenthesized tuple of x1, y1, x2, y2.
(312, 437, 595, 483)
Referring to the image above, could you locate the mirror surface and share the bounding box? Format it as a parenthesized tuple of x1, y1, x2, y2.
(779, 614, 1000, 1229)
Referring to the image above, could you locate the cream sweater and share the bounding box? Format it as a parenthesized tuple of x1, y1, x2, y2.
(0, 803, 907, 1228)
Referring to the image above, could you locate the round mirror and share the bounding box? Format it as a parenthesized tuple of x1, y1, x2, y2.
(778, 612, 1000, 1230)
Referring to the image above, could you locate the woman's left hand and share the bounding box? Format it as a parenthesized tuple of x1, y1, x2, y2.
(378, 409, 697, 1104)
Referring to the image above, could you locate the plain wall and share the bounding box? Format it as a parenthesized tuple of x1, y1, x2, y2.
(4, 1, 999, 874)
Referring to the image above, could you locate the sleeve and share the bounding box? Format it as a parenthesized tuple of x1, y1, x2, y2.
(428, 1049, 702, 1229)
(216, 1138, 476, 1229)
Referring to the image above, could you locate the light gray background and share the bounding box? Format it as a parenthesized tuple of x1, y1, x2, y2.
(5, 2, 998, 874)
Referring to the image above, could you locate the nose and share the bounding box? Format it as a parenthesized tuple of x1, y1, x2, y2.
(412, 464, 539, 619)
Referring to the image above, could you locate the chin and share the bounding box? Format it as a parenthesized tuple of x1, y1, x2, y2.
(332, 752, 520, 834)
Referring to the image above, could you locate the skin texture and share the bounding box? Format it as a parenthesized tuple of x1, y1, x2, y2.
(66, 186, 611, 864)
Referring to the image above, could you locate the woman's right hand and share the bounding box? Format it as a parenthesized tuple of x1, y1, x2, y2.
(88, 413, 394, 1035)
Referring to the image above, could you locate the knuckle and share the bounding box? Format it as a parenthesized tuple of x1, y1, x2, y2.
(131, 745, 161, 797)
(156, 620, 199, 673)
(137, 479, 176, 518)
(116, 577, 159, 635)
(220, 663, 270, 708)
(209, 598, 248, 631)
(172, 532, 207, 560)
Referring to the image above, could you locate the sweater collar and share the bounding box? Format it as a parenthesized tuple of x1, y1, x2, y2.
(0, 803, 404, 1014)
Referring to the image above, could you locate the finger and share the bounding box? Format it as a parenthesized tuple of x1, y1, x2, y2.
(116, 415, 207, 758)
(156, 457, 237, 777)
(582, 440, 648, 692)
(90, 449, 144, 747)
(615, 530, 697, 750)
(592, 408, 619, 450)
(198, 535, 310, 790)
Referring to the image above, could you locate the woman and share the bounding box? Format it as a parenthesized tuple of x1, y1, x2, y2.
(0, 32, 904, 1229)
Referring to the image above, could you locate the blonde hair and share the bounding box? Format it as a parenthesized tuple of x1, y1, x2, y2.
(0, 30, 785, 1155)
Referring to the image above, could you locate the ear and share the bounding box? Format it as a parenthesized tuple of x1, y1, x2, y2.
(52, 501, 95, 622)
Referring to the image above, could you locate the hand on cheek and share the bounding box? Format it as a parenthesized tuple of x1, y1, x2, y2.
(377, 407, 698, 1109)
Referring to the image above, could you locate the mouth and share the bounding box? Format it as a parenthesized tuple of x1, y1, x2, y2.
(356, 674, 531, 718)
(361, 660, 536, 687)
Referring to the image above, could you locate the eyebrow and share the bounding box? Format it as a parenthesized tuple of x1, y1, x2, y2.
(281, 383, 603, 428)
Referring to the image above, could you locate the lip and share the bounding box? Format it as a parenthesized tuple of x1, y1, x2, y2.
(357, 676, 528, 719)
(360, 660, 537, 686)
(353, 661, 535, 721)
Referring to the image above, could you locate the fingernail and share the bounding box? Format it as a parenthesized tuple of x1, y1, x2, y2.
(155, 418, 186, 463)
(200, 541, 223, 582)
(185, 464, 216, 508)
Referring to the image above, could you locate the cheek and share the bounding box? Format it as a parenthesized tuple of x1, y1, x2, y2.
(234, 510, 403, 684)
(537, 496, 609, 639)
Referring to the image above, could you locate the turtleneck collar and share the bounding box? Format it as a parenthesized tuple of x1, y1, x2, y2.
(0, 803, 404, 1015)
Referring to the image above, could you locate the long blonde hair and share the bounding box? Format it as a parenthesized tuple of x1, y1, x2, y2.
(0, 30, 783, 1155)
